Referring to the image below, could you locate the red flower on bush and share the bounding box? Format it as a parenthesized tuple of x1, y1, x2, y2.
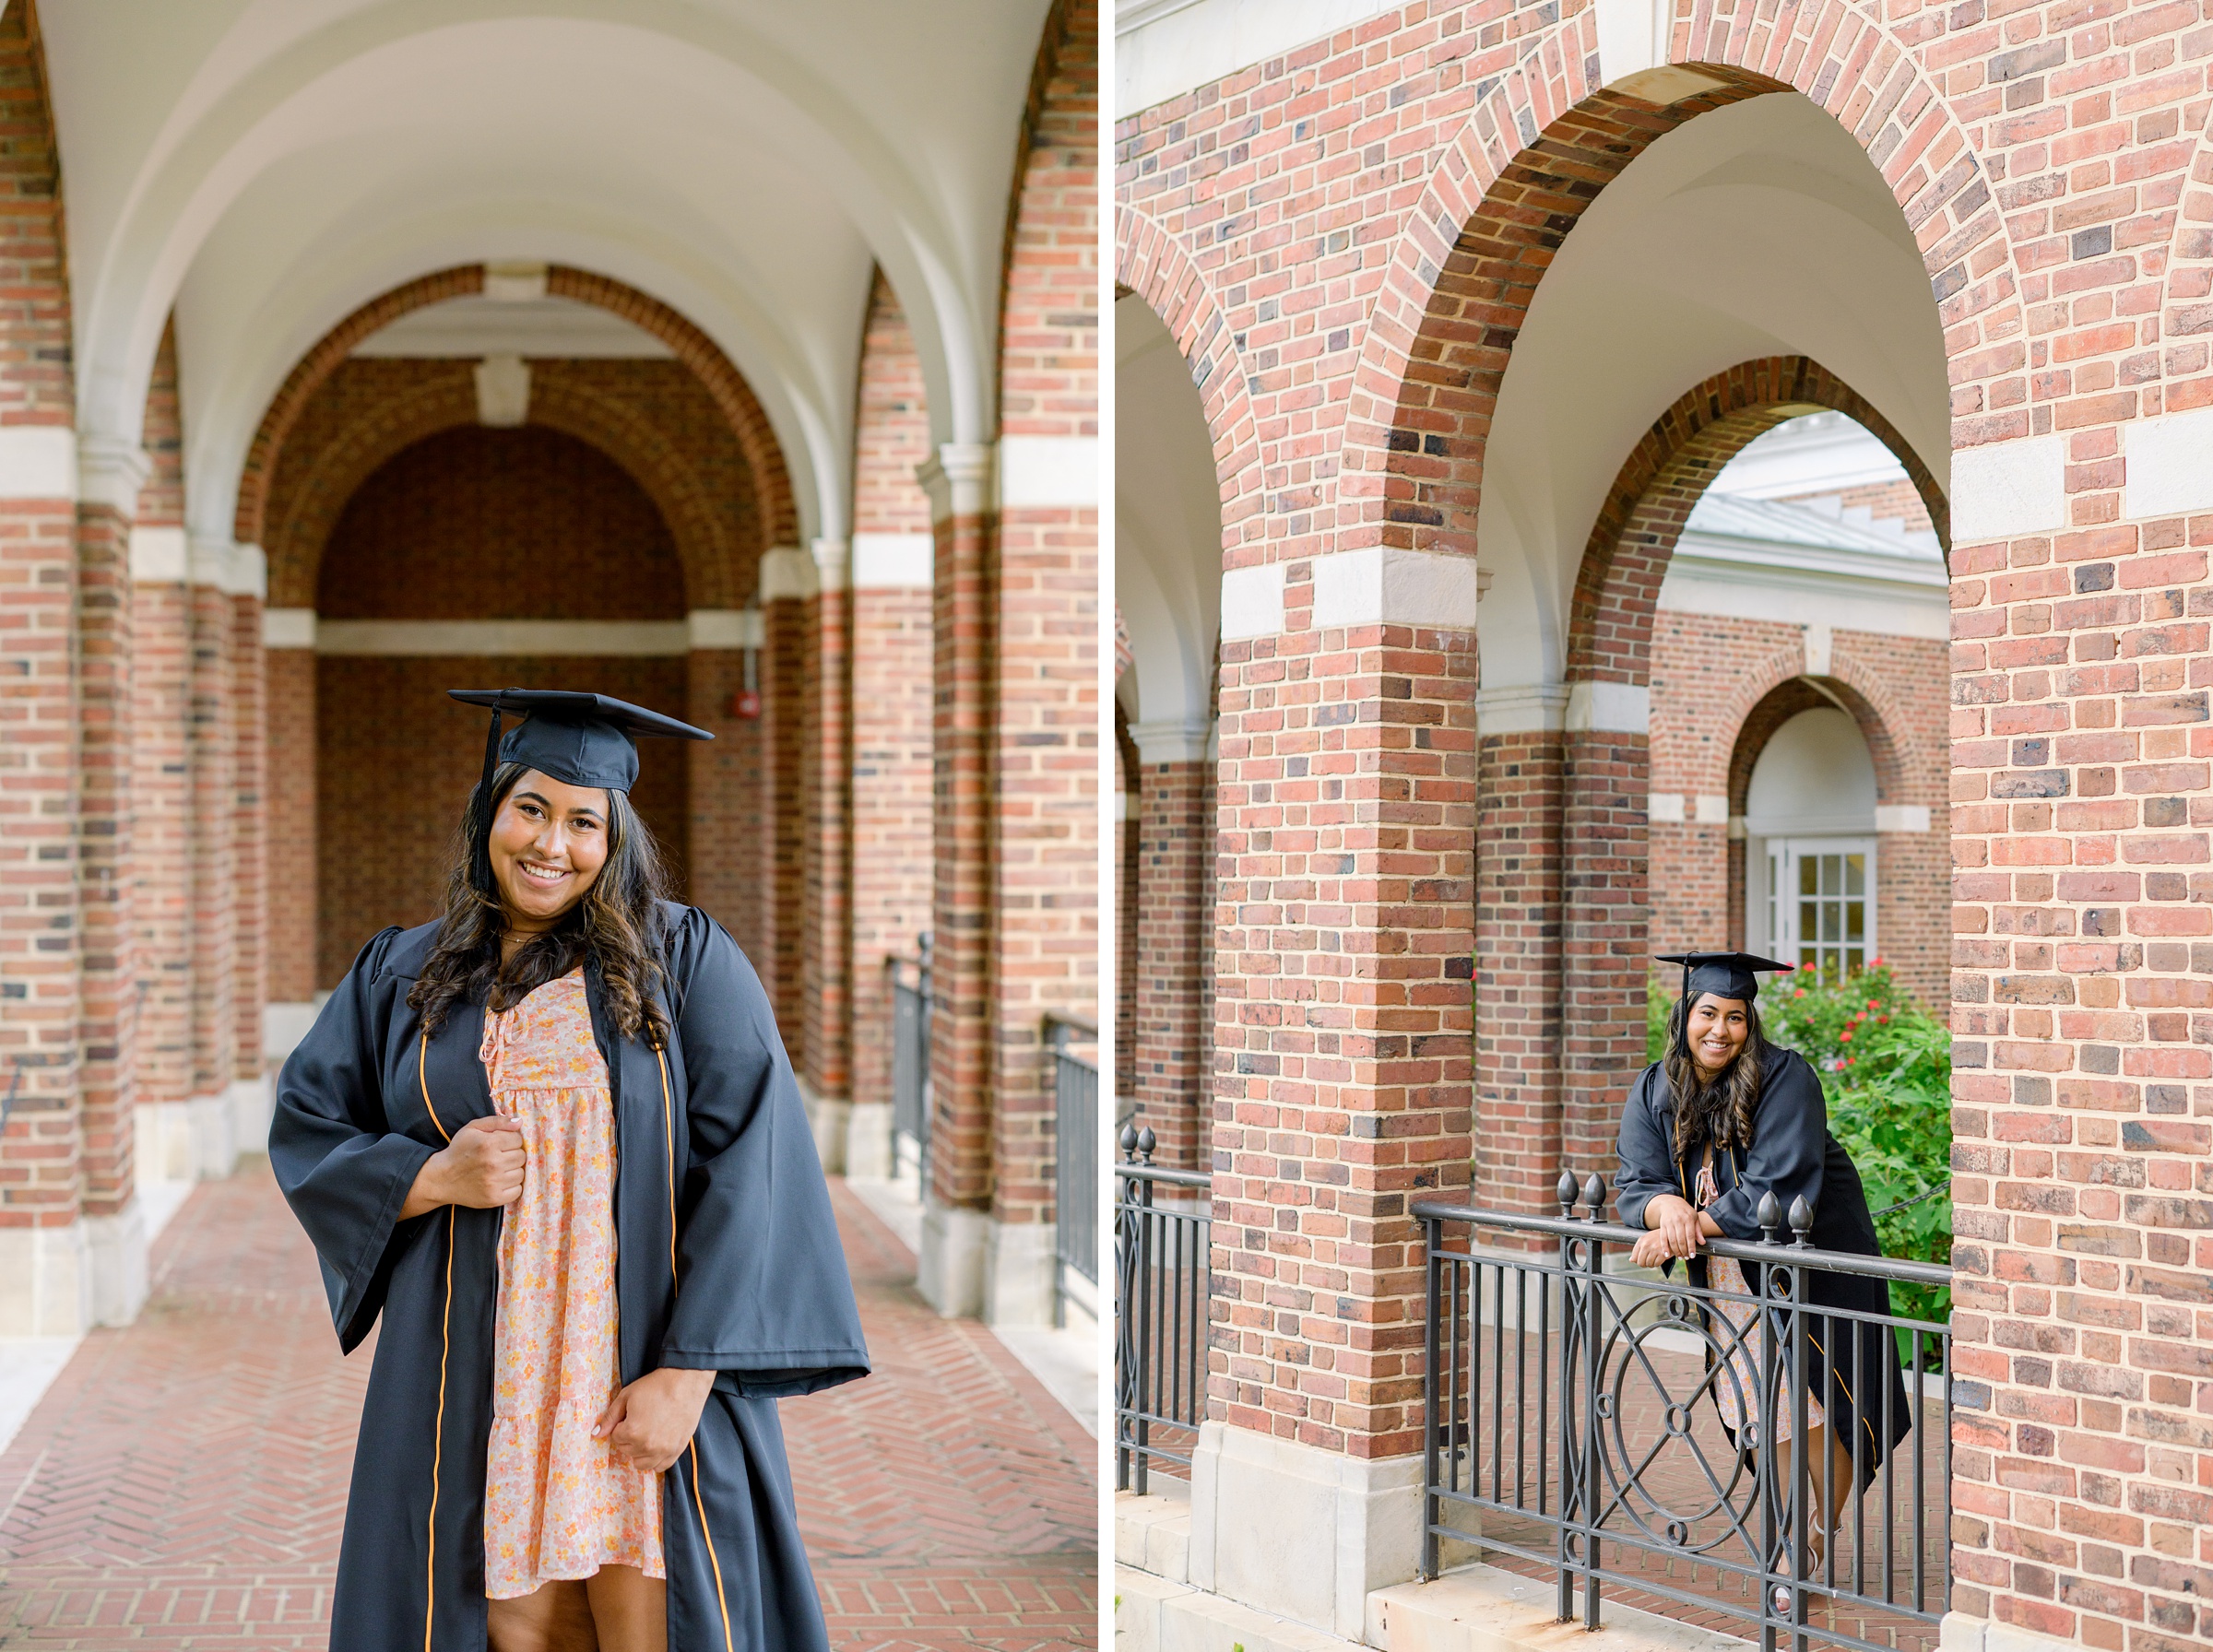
(1839, 1029, 1853, 1042)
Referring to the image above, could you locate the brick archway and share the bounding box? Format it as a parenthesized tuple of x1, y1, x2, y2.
(1568, 357, 1949, 686)
(235, 265, 797, 553)
(262, 367, 748, 611)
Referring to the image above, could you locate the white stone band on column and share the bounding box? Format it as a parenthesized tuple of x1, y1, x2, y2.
(1311, 546, 1479, 631)
(263, 608, 316, 649)
(1952, 434, 2065, 541)
(688, 608, 762, 650)
(998, 435, 1098, 508)
(129, 526, 189, 582)
(1566, 680, 1651, 735)
(1130, 717, 1212, 766)
(810, 537, 850, 591)
(77, 437, 150, 513)
(0, 426, 78, 500)
(1474, 683, 1570, 736)
(757, 545, 817, 602)
(852, 532, 934, 589)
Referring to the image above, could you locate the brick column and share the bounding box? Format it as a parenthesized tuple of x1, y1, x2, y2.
(231, 554, 268, 1145)
(1561, 721, 1651, 1186)
(260, 610, 317, 1012)
(1201, 549, 1477, 1638)
(1473, 690, 1566, 1221)
(681, 614, 753, 945)
(917, 443, 995, 1316)
(186, 542, 238, 1175)
(799, 538, 852, 1168)
(77, 441, 148, 1326)
(758, 548, 811, 1063)
(1128, 721, 1211, 1170)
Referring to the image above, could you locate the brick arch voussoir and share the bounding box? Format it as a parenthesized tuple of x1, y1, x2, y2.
(1568, 357, 1948, 685)
(543, 267, 794, 552)
(237, 267, 485, 547)
(238, 265, 796, 557)
(1726, 672, 1908, 819)
(1116, 203, 1266, 556)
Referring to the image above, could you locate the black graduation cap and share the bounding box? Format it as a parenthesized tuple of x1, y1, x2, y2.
(449, 689, 713, 891)
(1654, 950, 1794, 1058)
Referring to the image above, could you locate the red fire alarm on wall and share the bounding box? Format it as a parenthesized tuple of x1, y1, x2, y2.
(731, 688, 762, 720)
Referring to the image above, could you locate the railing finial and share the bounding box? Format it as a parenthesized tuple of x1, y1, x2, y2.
(1756, 1190, 1781, 1244)
(1581, 1173, 1606, 1220)
(1118, 1123, 1139, 1161)
(1556, 1170, 1580, 1213)
(1789, 1196, 1816, 1246)
(1137, 1126, 1157, 1164)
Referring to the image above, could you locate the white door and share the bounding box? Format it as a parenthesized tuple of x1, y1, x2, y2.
(1765, 837, 1876, 984)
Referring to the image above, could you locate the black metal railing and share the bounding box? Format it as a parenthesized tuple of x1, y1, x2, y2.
(1415, 1174, 1952, 1652)
(1114, 1127, 1210, 1494)
(1046, 1014, 1100, 1309)
(886, 933, 932, 1189)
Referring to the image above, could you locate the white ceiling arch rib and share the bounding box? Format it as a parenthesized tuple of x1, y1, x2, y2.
(41, 0, 1052, 544)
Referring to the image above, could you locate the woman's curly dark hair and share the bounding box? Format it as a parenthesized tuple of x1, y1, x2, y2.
(1663, 991, 1768, 1164)
(407, 761, 671, 1044)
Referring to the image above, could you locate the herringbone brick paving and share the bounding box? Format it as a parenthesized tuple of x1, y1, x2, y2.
(0, 1159, 1097, 1648)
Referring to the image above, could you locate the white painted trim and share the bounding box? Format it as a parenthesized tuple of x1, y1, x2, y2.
(1130, 717, 1212, 766)
(916, 442, 994, 522)
(852, 531, 934, 589)
(757, 545, 817, 603)
(1310, 547, 1479, 631)
(314, 620, 689, 656)
(1594, 0, 1671, 83)
(129, 525, 188, 582)
(1874, 804, 1934, 832)
(1219, 562, 1285, 641)
(1952, 435, 2066, 542)
(1803, 621, 1833, 677)
(810, 536, 849, 591)
(481, 261, 549, 303)
(77, 437, 149, 513)
(473, 354, 530, 427)
(1649, 793, 1686, 823)
(1117, 0, 1398, 117)
(687, 608, 762, 650)
(1693, 794, 1730, 824)
(0, 426, 77, 501)
(1566, 680, 1650, 735)
(1656, 561, 1950, 640)
(999, 435, 1099, 508)
(2123, 406, 2213, 521)
(231, 542, 267, 601)
(262, 608, 316, 649)
(1475, 683, 1569, 736)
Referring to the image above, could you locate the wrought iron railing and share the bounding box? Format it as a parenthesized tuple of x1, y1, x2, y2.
(1046, 1014, 1100, 1311)
(1416, 1174, 1953, 1652)
(885, 934, 931, 1189)
(1114, 1126, 1210, 1494)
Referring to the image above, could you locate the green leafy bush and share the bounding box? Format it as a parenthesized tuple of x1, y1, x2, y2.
(1649, 962, 1953, 1331)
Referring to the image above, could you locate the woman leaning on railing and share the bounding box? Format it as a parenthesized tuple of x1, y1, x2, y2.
(1616, 950, 1912, 1618)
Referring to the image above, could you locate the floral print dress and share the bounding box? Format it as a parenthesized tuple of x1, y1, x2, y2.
(479, 970, 664, 1599)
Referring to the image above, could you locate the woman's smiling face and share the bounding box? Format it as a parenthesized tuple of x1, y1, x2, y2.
(488, 769, 611, 931)
(1686, 993, 1749, 1079)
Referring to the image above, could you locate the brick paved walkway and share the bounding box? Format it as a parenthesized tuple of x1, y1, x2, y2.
(0, 1159, 1097, 1649)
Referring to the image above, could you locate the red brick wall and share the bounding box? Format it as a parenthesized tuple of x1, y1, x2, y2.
(988, 0, 1098, 1232)
(77, 501, 135, 1213)
(1114, 713, 1139, 1111)
(801, 575, 851, 1101)
(0, 0, 82, 1229)
(265, 648, 317, 1001)
(846, 272, 935, 1119)
(231, 588, 266, 1083)
(1131, 754, 1209, 1170)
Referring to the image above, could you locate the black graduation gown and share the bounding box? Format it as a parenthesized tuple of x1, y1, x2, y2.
(269, 903, 870, 1652)
(1614, 1046, 1910, 1489)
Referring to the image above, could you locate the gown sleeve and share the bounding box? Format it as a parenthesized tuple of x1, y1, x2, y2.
(267, 926, 437, 1353)
(657, 908, 870, 1398)
(1698, 1049, 1829, 1242)
(1613, 1066, 1679, 1231)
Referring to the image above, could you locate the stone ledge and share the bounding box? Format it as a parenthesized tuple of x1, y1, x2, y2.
(1368, 1564, 1751, 1652)
(1116, 1484, 1191, 1582)
(1116, 1564, 1362, 1652)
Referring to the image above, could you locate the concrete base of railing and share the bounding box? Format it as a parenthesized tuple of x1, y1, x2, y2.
(1938, 1614, 2075, 1652)
(1115, 1554, 1757, 1652)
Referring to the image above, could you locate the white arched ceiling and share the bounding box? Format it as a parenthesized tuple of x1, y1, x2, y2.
(1116, 291, 1222, 729)
(39, 0, 1053, 544)
(1475, 91, 1951, 693)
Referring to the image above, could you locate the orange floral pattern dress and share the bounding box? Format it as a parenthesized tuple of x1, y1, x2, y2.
(479, 971, 664, 1599)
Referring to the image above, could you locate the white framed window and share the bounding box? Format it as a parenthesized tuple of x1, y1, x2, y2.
(1765, 837, 1876, 984)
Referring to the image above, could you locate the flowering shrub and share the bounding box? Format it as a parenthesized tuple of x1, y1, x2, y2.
(1646, 961, 1952, 1329)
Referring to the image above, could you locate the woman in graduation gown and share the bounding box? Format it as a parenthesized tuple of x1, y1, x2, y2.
(271, 690, 869, 1652)
(1614, 951, 1909, 1601)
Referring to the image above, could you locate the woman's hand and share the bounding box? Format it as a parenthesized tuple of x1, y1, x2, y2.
(1631, 1194, 1710, 1268)
(595, 1368, 718, 1473)
(398, 1115, 527, 1219)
